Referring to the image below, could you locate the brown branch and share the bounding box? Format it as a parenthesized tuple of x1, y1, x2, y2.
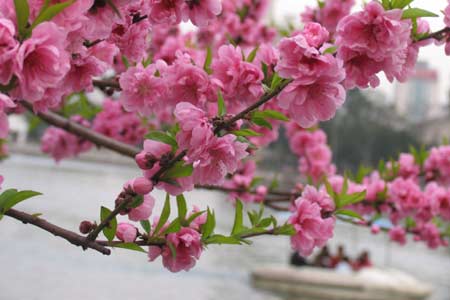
(21, 101, 140, 158)
(416, 27, 450, 42)
(4, 208, 111, 255)
(196, 184, 299, 198)
(92, 79, 121, 90)
(214, 79, 293, 134)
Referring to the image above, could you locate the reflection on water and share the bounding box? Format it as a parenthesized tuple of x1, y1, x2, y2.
(0, 155, 449, 300)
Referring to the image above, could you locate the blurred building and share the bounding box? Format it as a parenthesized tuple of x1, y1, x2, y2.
(394, 61, 441, 123)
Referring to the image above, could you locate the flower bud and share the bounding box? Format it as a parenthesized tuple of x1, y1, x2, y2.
(116, 223, 138, 242)
(132, 177, 153, 195)
(79, 221, 95, 234)
(135, 152, 149, 170)
(371, 224, 381, 234)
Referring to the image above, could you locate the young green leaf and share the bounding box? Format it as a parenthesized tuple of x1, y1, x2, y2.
(204, 234, 242, 245)
(246, 46, 259, 62)
(186, 210, 206, 225)
(390, 0, 414, 9)
(381, 0, 391, 9)
(114, 243, 147, 253)
(336, 209, 364, 221)
(176, 194, 187, 221)
(13, 0, 30, 39)
(270, 73, 283, 90)
(203, 47, 213, 74)
(140, 220, 151, 234)
(163, 162, 194, 179)
(231, 200, 245, 235)
(130, 195, 144, 208)
(259, 109, 289, 121)
(232, 129, 262, 137)
(0, 190, 42, 213)
(31, 0, 75, 30)
(273, 223, 296, 236)
(100, 206, 117, 242)
(323, 46, 337, 55)
(217, 90, 226, 117)
(153, 194, 171, 236)
(167, 241, 177, 258)
(402, 8, 438, 19)
(145, 131, 178, 150)
(252, 116, 273, 129)
(201, 208, 215, 239)
(164, 218, 181, 234)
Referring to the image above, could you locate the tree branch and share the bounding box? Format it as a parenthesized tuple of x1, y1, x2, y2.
(21, 101, 140, 158)
(4, 208, 111, 255)
(416, 27, 450, 42)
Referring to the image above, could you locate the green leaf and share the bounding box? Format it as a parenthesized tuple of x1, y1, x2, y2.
(100, 206, 117, 242)
(113, 243, 147, 253)
(323, 46, 337, 55)
(176, 194, 187, 221)
(246, 46, 259, 62)
(201, 208, 215, 239)
(258, 217, 273, 228)
(391, 0, 414, 9)
(186, 210, 205, 225)
(252, 116, 272, 129)
(204, 234, 242, 245)
(339, 191, 367, 208)
(130, 195, 144, 209)
(164, 218, 181, 234)
(31, 0, 75, 30)
(270, 73, 283, 90)
(232, 129, 262, 137)
(163, 162, 193, 179)
(336, 209, 364, 221)
(13, 0, 30, 39)
(153, 194, 171, 236)
(0, 190, 42, 213)
(121, 55, 130, 69)
(203, 47, 213, 74)
(167, 241, 177, 258)
(273, 223, 296, 236)
(402, 8, 438, 19)
(217, 91, 226, 117)
(231, 200, 244, 235)
(145, 131, 178, 150)
(259, 109, 289, 121)
(140, 220, 151, 234)
(381, 0, 391, 9)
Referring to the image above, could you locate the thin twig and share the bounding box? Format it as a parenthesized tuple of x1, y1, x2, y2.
(4, 208, 111, 255)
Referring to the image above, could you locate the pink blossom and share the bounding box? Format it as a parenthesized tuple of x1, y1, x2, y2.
(336, 1, 412, 89)
(166, 58, 217, 108)
(389, 226, 407, 245)
(318, 0, 355, 33)
(388, 178, 425, 212)
(93, 99, 146, 145)
(303, 22, 329, 48)
(119, 61, 167, 116)
(41, 116, 92, 162)
(302, 185, 335, 212)
(363, 172, 386, 202)
(289, 197, 335, 257)
(371, 225, 381, 234)
(14, 22, 70, 105)
(415, 222, 445, 249)
(124, 177, 154, 195)
(116, 223, 138, 242)
(187, 206, 207, 231)
(148, 227, 203, 272)
(182, 0, 222, 27)
(128, 194, 156, 221)
(425, 146, 450, 184)
(0, 18, 18, 85)
(398, 153, 420, 179)
(277, 55, 346, 128)
(212, 45, 264, 113)
(425, 182, 450, 221)
(149, 0, 184, 25)
(0, 93, 15, 139)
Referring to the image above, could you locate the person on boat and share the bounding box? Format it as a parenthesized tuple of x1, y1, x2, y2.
(353, 251, 373, 271)
(312, 246, 332, 268)
(335, 256, 353, 274)
(290, 252, 308, 267)
(330, 245, 346, 268)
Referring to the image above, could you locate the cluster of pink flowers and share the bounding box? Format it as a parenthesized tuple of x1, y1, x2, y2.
(335, 1, 416, 89)
(92, 99, 147, 145)
(425, 145, 450, 184)
(276, 23, 346, 128)
(285, 122, 336, 182)
(301, 0, 355, 34)
(289, 185, 335, 256)
(175, 102, 248, 186)
(41, 116, 93, 162)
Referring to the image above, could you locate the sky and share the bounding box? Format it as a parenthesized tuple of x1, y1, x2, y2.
(271, 0, 450, 106)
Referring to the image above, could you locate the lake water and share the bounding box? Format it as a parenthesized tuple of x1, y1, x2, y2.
(1, 154, 449, 300)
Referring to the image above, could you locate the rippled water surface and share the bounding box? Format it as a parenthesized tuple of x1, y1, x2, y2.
(1, 155, 449, 300)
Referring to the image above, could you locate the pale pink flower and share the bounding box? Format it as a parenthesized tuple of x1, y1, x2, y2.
(289, 197, 335, 257)
(119, 61, 168, 116)
(212, 45, 264, 113)
(303, 22, 329, 48)
(389, 226, 407, 245)
(128, 194, 156, 221)
(182, 0, 222, 27)
(14, 22, 70, 104)
(148, 227, 203, 272)
(116, 223, 138, 242)
(301, 185, 335, 212)
(0, 18, 18, 85)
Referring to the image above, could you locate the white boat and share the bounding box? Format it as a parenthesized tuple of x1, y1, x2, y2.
(251, 266, 432, 300)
